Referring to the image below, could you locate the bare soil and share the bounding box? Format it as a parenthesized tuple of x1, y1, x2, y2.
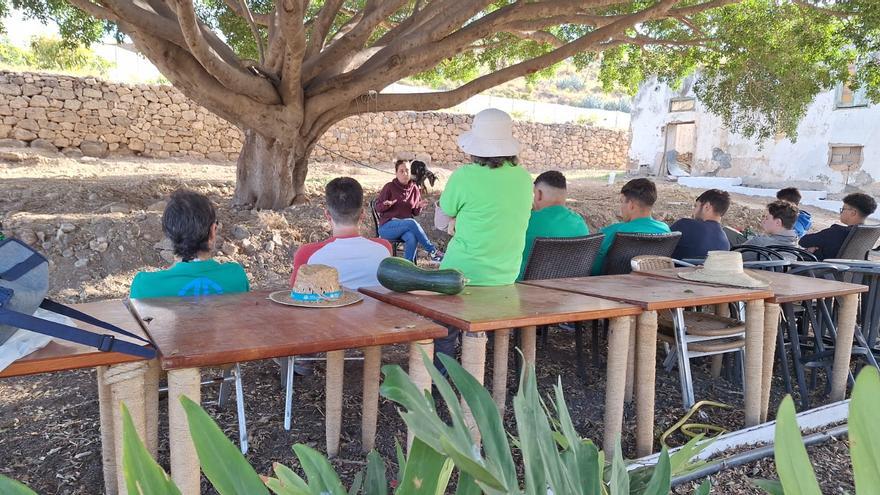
(0, 149, 848, 494)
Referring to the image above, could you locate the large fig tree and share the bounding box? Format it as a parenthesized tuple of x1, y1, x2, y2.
(4, 0, 880, 208)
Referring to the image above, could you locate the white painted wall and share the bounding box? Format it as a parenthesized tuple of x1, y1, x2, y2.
(629, 77, 880, 194)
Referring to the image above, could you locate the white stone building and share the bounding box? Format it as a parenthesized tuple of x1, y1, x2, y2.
(628, 75, 879, 195)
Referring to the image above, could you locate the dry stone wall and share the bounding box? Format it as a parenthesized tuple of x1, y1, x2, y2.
(0, 70, 629, 169)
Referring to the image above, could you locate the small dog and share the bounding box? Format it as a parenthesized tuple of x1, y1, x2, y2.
(410, 160, 437, 195)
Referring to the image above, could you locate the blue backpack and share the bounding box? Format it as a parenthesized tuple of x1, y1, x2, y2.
(0, 238, 155, 358)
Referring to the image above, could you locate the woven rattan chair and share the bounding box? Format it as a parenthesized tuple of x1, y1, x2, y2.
(522, 234, 604, 280)
(521, 234, 605, 378)
(631, 255, 746, 408)
(602, 232, 681, 275)
(836, 224, 880, 260)
(369, 198, 403, 258)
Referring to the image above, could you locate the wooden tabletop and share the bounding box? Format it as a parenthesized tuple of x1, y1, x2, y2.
(358, 284, 642, 332)
(522, 274, 773, 311)
(636, 267, 867, 304)
(0, 299, 150, 378)
(129, 290, 448, 370)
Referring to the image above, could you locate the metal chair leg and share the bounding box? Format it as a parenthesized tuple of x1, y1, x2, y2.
(574, 323, 587, 381)
(233, 363, 248, 454)
(783, 304, 810, 410)
(672, 308, 695, 408)
(218, 366, 233, 408)
(284, 356, 295, 431)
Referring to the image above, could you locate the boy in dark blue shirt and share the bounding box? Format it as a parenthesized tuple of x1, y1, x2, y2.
(800, 193, 877, 260)
(671, 189, 731, 260)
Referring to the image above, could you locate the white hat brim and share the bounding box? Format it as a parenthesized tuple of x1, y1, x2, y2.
(678, 270, 769, 289)
(457, 131, 520, 157)
(268, 289, 363, 308)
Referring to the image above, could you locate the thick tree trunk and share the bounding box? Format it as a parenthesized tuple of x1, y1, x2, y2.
(233, 130, 311, 209)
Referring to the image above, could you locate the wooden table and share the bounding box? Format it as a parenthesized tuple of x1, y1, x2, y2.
(359, 283, 642, 454)
(0, 300, 157, 495)
(522, 274, 772, 456)
(639, 267, 867, 418)
(129, 290, 446, 495)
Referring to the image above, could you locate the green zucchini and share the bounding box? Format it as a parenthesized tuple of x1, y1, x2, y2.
(377, 257, 467, 295)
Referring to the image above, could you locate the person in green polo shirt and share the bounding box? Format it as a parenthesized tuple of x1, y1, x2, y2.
(518, 170, 589, 279)
(130, 189, 249, 299)
(591, 178, 670, 275)
(435, 108, 533, 372)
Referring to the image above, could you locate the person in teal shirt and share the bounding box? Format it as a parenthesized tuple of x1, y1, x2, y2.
(591, 178, 671, 275)
(130, 189, 249, 299)
(518, 171, 589, 279)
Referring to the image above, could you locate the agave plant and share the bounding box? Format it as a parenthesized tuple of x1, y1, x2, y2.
(0, 354, 709, 494)
(754, 366, 880, 494)
(381, 352, 711, 494)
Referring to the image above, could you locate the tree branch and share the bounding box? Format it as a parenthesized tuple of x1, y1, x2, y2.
(509, 30, 565, 48)
(238, 0, 267, 64)
(277, 0, 307, 106)
(221, 0, 270, 25)
(67, 0, 120, 22)
(304, 0, 345, 59)
(128, 28, 293, 140)
(172, 0, 280, 104)
(332, 0, 682, 119)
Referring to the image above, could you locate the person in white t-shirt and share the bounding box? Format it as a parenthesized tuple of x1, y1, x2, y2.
(290, 177, 392, 290)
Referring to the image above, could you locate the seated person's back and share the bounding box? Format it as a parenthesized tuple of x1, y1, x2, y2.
(800, 193, 877, 260)
(592, 178, 671, 275)
(130, 189, 249, 299)
(740, 200, 799, 261)
(519, 171, 590, 279)
(671, 188, 731, 260)
(291, 177, 391, 290)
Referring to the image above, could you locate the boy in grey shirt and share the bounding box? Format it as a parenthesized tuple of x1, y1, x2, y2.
(742, 200, 799, 260)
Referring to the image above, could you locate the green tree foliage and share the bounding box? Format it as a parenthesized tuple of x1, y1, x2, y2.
(0, 35, 111, 76)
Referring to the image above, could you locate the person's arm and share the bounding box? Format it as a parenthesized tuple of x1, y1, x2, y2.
(438, 171, 462, 219)
(374, 183, 396, 213)
(411, 186, 424, 217)
(799, 227, 839, 258)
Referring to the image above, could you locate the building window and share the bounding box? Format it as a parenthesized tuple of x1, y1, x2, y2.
(836, 65, 869, 109)
(669, 97, 696, 112)
(828, 144, 863, 172)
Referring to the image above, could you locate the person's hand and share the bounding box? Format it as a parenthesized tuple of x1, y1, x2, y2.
(416, 199, 429, 209)
(383, 199, 398, 207)
(805, 246, 819, 253)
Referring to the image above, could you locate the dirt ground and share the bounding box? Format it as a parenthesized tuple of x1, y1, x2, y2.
(0, 149, 849, 494)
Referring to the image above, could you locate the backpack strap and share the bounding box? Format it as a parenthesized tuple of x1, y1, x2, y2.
(39, 299, 152, 346)
(0, 305, 156, 360)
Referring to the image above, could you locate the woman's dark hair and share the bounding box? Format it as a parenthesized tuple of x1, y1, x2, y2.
(471, 155, 518, 169)
(394, 159, 410, 172)
(844, 192, 878, 218)
(162, 189, 217, 262)
(767, 200, 799, 229)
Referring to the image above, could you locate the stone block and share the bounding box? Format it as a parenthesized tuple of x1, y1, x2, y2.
(30, 138, 58, 152)
(80, 140, 108, 157)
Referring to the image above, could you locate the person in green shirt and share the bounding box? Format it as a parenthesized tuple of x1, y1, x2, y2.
(435, 108, 533, 372)
(591, 178, 671, 275)
(130, 189, 249, 299)
(518, 171, 590, 279)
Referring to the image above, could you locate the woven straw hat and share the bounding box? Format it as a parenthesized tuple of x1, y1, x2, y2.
(678, 251, 769, 288)
(457, 108, 521, 157)
(269, 264, 363, 308)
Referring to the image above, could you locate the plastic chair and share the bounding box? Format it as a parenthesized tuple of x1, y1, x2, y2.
(521, 234, 605, 377)
(631, 255, 746, 408)
(602, 232, 682, 275)
(369, 198, 403, 258)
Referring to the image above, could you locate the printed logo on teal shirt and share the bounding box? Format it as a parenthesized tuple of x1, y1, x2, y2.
(178, 277, 225, 296)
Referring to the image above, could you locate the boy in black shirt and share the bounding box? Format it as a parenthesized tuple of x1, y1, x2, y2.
(800, 193, 877, 259)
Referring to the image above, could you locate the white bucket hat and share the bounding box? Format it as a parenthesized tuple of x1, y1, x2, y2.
(457, 108, 521, 157)
(678, 251, 769, 288)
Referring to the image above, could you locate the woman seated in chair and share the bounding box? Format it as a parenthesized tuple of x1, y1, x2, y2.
(375, 158, 443, 262)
